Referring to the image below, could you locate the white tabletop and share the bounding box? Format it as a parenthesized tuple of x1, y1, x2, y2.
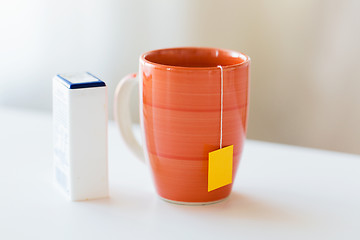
(1, 107, 359, 240)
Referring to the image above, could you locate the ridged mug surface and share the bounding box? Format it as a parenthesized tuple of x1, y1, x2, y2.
(140, 47, 250, 203)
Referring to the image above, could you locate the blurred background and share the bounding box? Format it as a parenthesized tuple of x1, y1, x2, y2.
(1, 0, 359, 154)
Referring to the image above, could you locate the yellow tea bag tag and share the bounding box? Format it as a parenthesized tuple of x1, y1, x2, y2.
(208, 145, 233, 192)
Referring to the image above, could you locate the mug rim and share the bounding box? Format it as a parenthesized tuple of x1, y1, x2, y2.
(140, 47, 250, 70)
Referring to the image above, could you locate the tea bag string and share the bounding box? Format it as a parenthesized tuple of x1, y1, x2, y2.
(218, 65, 224, 149)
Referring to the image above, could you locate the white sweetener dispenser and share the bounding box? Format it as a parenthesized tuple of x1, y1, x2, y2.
(53, 72, 108, 201)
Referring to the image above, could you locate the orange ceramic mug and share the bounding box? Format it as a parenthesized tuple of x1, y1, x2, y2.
(114, 47, 250, 205)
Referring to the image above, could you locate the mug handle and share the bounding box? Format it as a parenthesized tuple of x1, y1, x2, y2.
(114, 73, 144, 162)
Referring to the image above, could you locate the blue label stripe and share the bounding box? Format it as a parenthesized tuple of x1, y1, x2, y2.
(57, 73, 106, 89)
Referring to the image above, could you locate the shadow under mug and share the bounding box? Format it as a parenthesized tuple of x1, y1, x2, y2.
(114, 47, 250, 205)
